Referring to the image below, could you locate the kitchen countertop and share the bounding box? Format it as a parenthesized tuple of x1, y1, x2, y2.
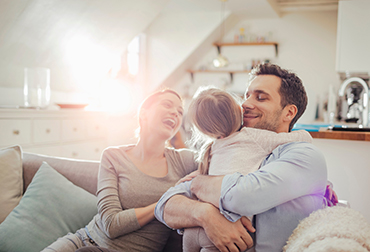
(293, 123, 370, 142)
(309, 130, 370, 141)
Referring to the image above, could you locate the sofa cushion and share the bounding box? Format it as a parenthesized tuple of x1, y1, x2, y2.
(0, 162, 98, 252)
(22, 152, 99, 195)
(0, 145, 23, 223)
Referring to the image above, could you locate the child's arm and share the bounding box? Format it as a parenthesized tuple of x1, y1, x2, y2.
(245, 128, 312, 153)
(175, 169, 201, 186)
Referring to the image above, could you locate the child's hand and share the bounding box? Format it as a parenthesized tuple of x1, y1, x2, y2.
(176, 169, 201, 186)
(325, 184, 338, 206)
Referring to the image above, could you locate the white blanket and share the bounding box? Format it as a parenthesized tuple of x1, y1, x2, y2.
(283, 206, 370, 252)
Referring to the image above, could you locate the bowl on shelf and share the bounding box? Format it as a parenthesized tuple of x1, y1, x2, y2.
(55, 103, 89, 109)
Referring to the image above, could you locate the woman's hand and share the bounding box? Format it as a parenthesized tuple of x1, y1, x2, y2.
(176, 169, 201, 186)
(134, 202, 157, 227)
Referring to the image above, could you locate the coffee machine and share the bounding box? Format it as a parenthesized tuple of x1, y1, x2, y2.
(338, 74, 369, 126)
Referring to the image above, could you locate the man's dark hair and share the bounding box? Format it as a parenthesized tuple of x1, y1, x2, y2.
(250, 63, 308, 131)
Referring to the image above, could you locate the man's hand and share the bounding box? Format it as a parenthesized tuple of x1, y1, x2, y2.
(191, 175, 224, 207)
(201, 205, 255, 252)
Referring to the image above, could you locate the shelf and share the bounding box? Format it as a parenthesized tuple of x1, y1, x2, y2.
(186, 70, 250, 74)
(213, 42, 279, 57)
(186, 69, 251, 83)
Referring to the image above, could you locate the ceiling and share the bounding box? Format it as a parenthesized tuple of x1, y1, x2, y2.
(161, 0, 339, 18)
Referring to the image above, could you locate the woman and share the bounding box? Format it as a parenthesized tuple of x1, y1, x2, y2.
(42, 89, 198, 252)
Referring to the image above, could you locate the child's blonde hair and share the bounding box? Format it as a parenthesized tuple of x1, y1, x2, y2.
(188, 86, 243, 175)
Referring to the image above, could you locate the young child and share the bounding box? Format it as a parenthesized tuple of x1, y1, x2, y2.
(182, 86, 312, 252)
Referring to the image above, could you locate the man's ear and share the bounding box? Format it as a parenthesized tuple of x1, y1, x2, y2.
(283, 104, 297, 122)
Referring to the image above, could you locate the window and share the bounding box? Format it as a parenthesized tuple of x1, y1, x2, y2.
(127, 35, 140, 76)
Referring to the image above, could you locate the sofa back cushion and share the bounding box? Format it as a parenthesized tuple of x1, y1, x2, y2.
(23, 152, 99, 195)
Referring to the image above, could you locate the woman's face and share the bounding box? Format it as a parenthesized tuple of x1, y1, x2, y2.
(141, 92, 184, 141)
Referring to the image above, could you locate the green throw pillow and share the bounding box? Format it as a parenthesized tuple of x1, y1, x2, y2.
(0, 162, 98, 252)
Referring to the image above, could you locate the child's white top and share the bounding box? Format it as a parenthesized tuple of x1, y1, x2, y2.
(209, 128, 312, 176)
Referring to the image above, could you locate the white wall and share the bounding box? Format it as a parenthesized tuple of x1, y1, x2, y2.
(144, 11, 230, 93)
(173, 11, 339, 124)
(0, 0, 171, 108)
(313, 138, 370, 223)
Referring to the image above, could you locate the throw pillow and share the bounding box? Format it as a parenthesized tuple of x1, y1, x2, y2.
(0, 145, 23, 223)
(0, 162, 98, 252)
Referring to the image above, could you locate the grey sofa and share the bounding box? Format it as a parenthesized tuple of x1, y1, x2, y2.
(21, 152, 182, 252)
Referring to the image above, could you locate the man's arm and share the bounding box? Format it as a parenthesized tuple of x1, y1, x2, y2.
(193, 143, 328, 221)
(164, 195, 254, 252)
(155, 181, 255, 252)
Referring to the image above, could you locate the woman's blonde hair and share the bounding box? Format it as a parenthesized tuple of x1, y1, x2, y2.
(188, 86, 242, 174)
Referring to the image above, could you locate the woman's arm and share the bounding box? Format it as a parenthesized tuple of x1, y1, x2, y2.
(97, 149, 156, 238)
(134, 202, 157, 227)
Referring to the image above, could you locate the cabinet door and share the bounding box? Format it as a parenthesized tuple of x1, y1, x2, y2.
(33, 119, 61, 144)
(336, 0, 370, 72)
(61, 119, 86, 141)
(0, 119, 31, 147)
(87, 119, 106, 138)
(61, 140, 107, 161)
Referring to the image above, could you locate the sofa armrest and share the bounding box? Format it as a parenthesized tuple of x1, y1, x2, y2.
(23, 152, 99, 195)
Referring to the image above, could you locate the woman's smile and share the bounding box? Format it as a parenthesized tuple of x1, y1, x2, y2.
(162, 117, 177, 129)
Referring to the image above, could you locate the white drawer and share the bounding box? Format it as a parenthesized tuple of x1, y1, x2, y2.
(62, 141, 107, 160)
(87, 119, 106, 138)
(61, 119, 86, 141)
(0, 119, 31, 146)
(33, 119, 61, 144)
(84, 140, 107, 160)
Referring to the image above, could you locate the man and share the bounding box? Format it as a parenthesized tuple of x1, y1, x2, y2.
(155, 63, 334, 252)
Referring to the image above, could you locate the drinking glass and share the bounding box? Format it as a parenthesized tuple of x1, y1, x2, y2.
(23, 67, 50, 108)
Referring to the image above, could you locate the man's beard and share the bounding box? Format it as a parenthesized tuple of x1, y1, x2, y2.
(245, 109, 283, 132)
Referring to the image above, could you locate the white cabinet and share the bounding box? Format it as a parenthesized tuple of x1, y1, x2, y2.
(62, 119, 86, 141)
(0, 109, 109, 161)
(61, 140, 106, 161)
(33, 119, 60, 144)
(0, 119, 31, 146)
(336, 0, 370, 73)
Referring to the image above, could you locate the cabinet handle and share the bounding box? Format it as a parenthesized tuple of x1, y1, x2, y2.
(13, 130, 20, 135)
(46, 129, 51, 134)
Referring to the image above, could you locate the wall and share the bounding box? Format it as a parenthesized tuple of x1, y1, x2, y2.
(173, 10, 339, 124)
(313, 138, 370, 223)
(144, 11, 230, 94)
(0, 0, 171, 107)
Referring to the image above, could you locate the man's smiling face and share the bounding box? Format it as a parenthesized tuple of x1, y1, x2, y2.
(242, 75, 286, 132)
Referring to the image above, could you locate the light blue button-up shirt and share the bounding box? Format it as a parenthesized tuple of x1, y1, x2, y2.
(155, 142, 328, 252)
